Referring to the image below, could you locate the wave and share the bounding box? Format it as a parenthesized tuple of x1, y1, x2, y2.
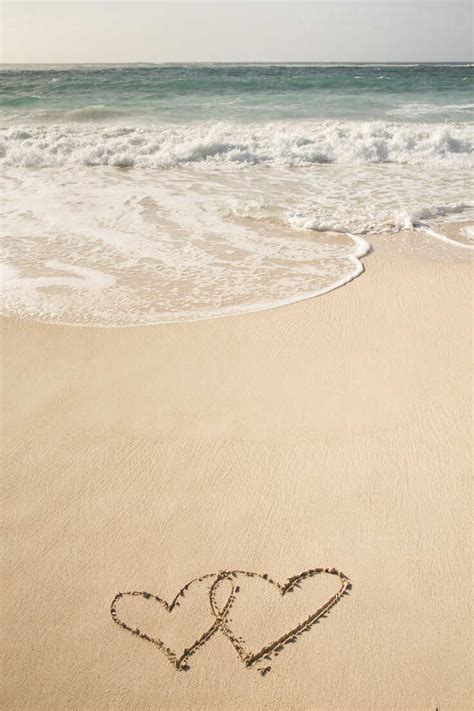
(46, 106, 131, 122)
(287, 201, 473, 237)
(392, 202, 471, 230)
(0, 163, 371, 325)
(0, 121, 472, 169)
(1, 105, 133, 123)
(2, 151, 472, 325)
(390, 102, 474, 118)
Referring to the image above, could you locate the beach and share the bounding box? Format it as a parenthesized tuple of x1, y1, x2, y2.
(2, 244, 471, 710)
(1, 60, 473, 711)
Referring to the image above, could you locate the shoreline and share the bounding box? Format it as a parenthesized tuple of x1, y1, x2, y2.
(1, 225, 472, 329)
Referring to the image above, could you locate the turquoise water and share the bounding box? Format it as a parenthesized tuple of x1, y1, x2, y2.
(1, 63, 473, 123)
(1, 63, 473, 325)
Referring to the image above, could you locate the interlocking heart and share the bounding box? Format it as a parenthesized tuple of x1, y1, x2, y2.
(111, 568, 351, 674)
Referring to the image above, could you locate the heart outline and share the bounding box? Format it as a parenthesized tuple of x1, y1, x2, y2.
(209, 567, 351, 668)
(110, 572, 235, 670)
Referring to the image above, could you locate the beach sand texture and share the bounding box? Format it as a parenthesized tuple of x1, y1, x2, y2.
(1, 250, 472, 710)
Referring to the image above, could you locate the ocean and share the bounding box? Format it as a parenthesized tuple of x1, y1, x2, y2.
(1, 63, 473, 325)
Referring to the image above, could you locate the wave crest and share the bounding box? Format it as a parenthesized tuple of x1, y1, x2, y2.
(0, 120, 472, 169)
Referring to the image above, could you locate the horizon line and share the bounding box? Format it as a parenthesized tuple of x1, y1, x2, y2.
(1, 60, 472, 66)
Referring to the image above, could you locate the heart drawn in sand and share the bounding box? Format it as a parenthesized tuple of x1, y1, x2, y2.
(110, 573, 235, 670)
(209, 568, 351, 669)
(111, 567, 351, 674)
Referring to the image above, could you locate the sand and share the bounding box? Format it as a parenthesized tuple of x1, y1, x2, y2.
(1, 247, 472, 710)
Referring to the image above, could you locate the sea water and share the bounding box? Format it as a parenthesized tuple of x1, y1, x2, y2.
(1, 64, 473, 325)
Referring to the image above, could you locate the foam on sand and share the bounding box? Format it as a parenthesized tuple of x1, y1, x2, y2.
(1, 159, 472, 326)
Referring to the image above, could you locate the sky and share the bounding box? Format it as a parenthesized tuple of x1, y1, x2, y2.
(1, 1, 473, 64)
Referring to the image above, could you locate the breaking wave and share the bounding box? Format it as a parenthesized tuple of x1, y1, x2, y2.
(1, 120, 472, 169)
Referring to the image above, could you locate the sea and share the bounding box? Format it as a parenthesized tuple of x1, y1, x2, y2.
(1, 63, 473, 325)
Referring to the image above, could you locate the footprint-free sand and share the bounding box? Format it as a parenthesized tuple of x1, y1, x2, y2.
(1, 247, 472, 710)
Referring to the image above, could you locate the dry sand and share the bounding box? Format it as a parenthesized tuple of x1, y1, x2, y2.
(1, 248, 472, 710)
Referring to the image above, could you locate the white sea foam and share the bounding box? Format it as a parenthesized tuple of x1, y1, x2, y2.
(390, 102, 474, 118)
(0, 121, 472, 169)
(393, 203, 471, 230)
(1, 261, 116, 291)
(1, 137, 472, 325)
(460, 225, 474, 240)
(1, 165, 374, 325)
